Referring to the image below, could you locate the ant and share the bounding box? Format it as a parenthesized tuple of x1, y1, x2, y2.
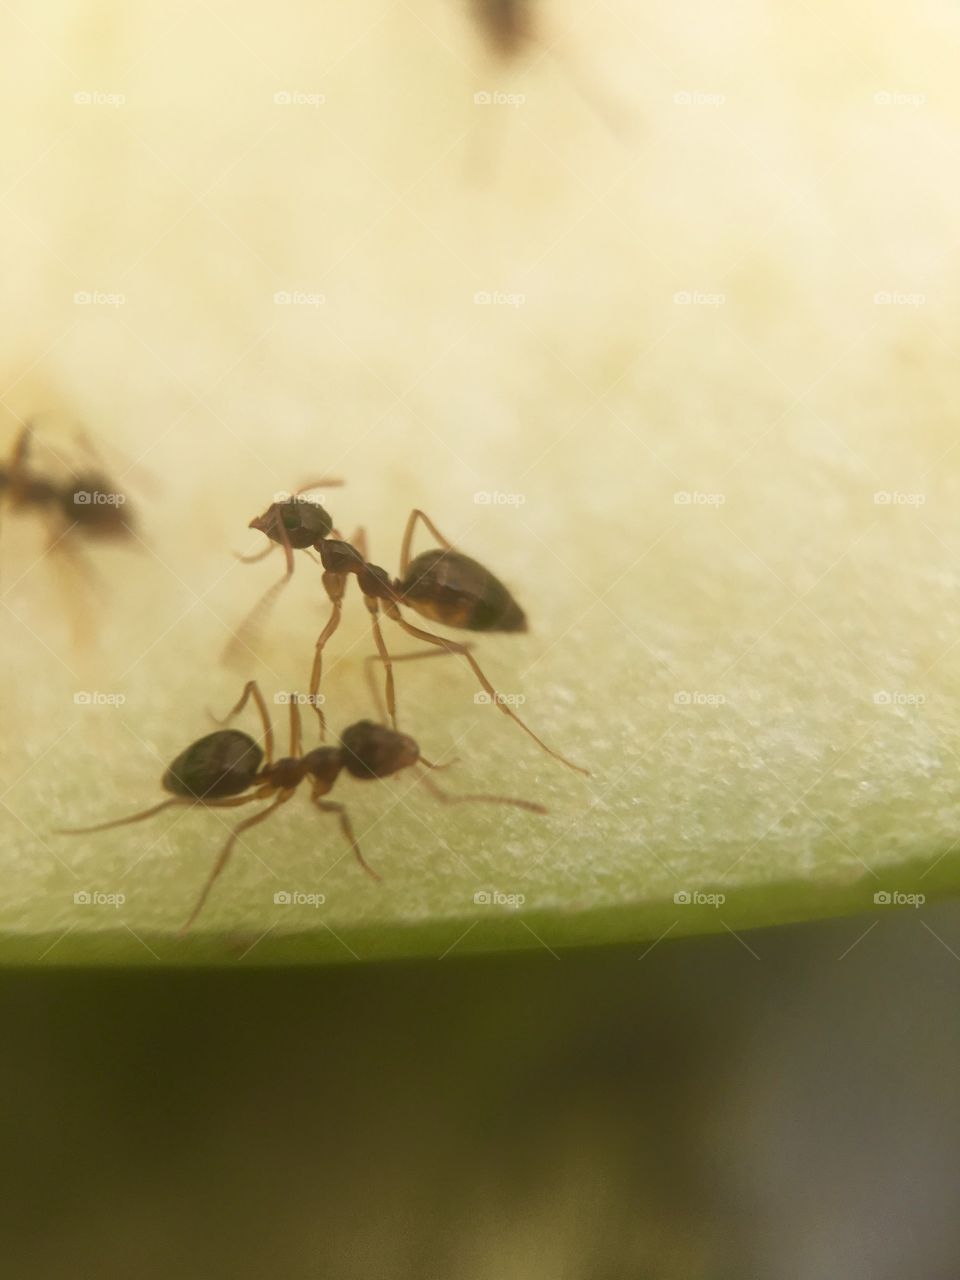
(471, 0, 532, 60)
(467, 0, 633, 141)
(0, 418, 134, 546)
(58, 680, 546, 934)
(231, 493, 589, 776)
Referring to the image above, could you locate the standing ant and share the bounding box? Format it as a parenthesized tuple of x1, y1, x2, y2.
(58, 680, 545, 934)
(231, 495, 588, 776)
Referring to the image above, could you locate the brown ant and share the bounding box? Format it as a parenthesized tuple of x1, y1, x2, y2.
(58, 680, 545, 934)
(231, 495, 588, 776)
(0, 418, 135, 546)
(467, 0, 633, 140)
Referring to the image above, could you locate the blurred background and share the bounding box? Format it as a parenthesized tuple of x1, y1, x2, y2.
(5, 907, 960, 1278)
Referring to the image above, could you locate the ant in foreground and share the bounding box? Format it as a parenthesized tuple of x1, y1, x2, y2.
(59, 680, 546, 934)
(231, 494, 588, 776)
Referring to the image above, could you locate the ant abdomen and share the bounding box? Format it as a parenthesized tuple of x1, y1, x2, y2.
(399, 548, 527, 633)
(340, 721, 420, 779)
(162, 730, 264, 800)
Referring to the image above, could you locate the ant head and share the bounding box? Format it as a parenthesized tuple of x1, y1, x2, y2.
(339, 721, 420, 780)
(63, 472, 134, 539)
(302, 746, 343, 791)
(250, 495, 333, 550)
(162, 730, 264, 800)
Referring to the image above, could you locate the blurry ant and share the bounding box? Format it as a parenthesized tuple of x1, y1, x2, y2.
(467, 0, 633, 140)
(58, 680, 545, 934)
(232, 494, 589, 776)
(471, 0, 532, 59)
(0, 418, 135, 547)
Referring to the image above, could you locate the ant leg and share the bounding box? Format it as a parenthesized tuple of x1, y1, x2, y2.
(418, 769, 547, 814)
(384, 605, 589, 776)
(308, 571, 346, 740)
(56, 791, 270, 836)
(362, 646, 459, 724)
(57, 797, 187, 834)
(211, 680, 275, 765)
(399, 509, 456, 576)
(223, 515, 297, 669)
(234, 543, 276, 565)
(288, 693, 303, 757)
(363, 595, 397, 730)
(179, 789, 294, 935)
(312, 794, 382, 881)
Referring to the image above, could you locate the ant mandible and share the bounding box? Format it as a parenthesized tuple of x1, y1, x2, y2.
(58, 680, 546, 934)
(231, 493, 589, 776)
